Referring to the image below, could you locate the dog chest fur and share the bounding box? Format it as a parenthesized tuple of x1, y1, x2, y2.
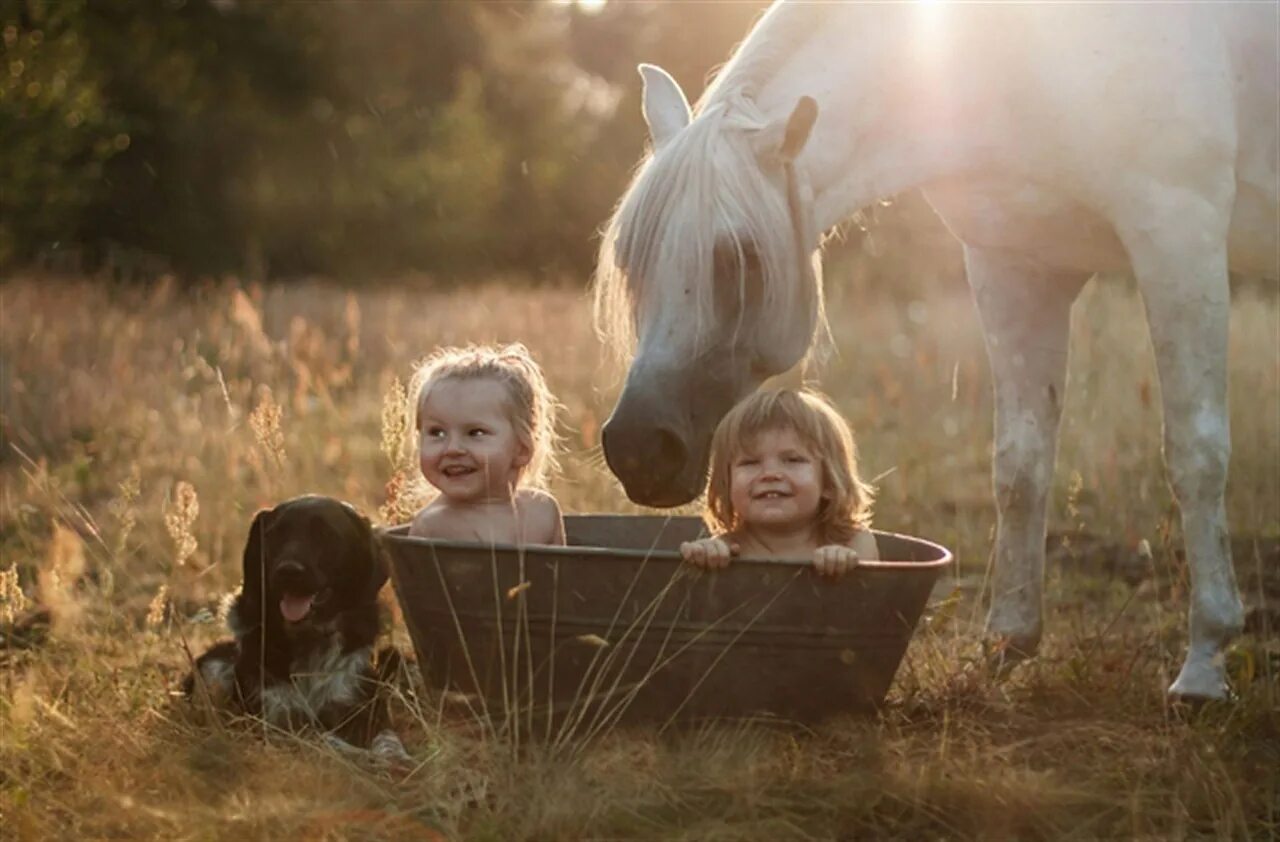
(259, 640, 373, 726)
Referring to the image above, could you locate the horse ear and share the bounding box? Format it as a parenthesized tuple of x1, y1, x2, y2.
(781, 96, 818, 161)
(639, 63, 691, 149)
(755, 96, 819, 163)
(232, 507, 274, 634)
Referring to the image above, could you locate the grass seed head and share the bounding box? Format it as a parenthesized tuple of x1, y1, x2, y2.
(38, 524, 86, 636)
(164, 481, 200, 568)
(146, 583, 170, 635)
(0, 564, 29, 625)
(249, 386, 287, 469)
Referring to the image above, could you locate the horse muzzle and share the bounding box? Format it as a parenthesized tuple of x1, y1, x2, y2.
(601, 410, 709, 507)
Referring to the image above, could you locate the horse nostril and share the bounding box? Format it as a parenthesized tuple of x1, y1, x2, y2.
(603, 421, 687, 478)
(653, 426, 688, 478)
(601, 424, 634, 474)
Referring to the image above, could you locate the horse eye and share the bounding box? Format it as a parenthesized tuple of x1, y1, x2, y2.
(713, 241, 760, 276)
(712, 243, 736, 280)
(713, 240, 764, 320)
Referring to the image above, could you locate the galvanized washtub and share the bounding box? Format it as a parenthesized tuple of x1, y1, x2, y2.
(383, 516, 951, 730)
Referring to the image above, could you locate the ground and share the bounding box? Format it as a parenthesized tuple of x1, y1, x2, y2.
(1, 275, 1276, 840)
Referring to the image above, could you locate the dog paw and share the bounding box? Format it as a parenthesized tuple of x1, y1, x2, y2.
(372, 729, 414, 775)
(321, 733, 368, 758)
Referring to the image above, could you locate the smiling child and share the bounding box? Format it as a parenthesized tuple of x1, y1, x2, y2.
(407, 343, 564, 546)
(680, 388, 878, 576)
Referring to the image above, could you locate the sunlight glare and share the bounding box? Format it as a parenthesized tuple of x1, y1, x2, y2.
(913, 0, 947, 61)
(552, 0, 607, 13)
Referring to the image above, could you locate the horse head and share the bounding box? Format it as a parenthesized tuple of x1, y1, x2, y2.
(595, 64, 824, 506)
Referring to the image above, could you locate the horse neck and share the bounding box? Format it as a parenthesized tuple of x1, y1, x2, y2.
(741, 2, 987, 232)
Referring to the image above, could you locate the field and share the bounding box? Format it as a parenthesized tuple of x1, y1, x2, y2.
(1, 272, 1277, 840)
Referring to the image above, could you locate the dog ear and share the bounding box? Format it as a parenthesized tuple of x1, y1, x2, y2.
(342, 503, 389, 602)
(367, 530, 391, 603)
(232, 507, 275, 633)
(364, 517, 391, 601)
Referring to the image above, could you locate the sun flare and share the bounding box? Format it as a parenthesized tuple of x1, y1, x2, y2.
(553, 0, 607, 14)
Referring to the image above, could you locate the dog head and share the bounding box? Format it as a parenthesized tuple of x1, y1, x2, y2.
(231, 495, 387, 635)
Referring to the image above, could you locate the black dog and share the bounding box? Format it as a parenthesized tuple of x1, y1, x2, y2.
(185, 496, 404, 752)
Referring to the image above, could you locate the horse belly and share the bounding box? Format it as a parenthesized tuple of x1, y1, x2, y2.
(923, 179, 1129, 276)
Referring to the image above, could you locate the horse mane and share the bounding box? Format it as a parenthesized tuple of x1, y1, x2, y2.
(700, 1, 818, 106)
(593, 1, 824, 360)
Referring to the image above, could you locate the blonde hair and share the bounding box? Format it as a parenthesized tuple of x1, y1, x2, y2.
(407, 343, 559, 492)
(705, 388, 873, 544)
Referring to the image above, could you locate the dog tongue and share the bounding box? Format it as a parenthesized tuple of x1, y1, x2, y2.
(280, 593, 314, 623)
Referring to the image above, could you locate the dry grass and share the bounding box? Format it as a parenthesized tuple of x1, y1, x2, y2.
(1, 273, 1277, 840)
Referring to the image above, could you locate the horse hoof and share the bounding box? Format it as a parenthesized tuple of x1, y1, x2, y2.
(1167, 664, 1230, 703)
(982, 635, 1037, 680)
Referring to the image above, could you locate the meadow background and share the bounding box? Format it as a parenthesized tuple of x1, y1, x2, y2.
(2, 1, 1279, 839)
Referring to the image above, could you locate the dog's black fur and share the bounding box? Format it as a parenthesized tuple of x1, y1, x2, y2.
(184, 495, 401, 747)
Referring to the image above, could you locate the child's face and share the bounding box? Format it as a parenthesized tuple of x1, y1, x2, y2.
(728, 426, 824, 534)
(418, 377, 530, 503)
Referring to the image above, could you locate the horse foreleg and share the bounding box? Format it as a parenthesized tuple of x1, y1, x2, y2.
(967, 247, 1088, 665)
(1117, 206, 1243, 701)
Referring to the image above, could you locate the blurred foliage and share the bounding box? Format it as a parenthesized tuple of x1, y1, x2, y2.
(1, 0, 121, 267)
(2, 0, 320, 274)
(0, 0, 789, 280)
(0, 0, 956, 283)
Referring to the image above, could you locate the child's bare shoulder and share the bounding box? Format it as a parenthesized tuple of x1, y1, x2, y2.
(516, 488, 565, 545)
(850, 528, 879, 561)
(408, 502, 449, 539)
(515, 487, 560, 512)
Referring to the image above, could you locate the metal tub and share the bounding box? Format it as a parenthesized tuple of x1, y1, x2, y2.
(383, 515, 951, 730)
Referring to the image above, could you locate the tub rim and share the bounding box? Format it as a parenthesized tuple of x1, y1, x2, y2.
(379, 519, 953, 573)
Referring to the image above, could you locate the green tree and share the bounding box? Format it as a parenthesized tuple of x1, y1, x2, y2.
(4, 0, 856, 282)
(0, 0, 121, 266)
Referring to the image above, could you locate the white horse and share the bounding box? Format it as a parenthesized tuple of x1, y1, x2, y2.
(594, 1, 1278, 700)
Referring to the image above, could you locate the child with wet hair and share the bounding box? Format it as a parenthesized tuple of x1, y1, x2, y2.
(407, 343, 565, 546)
(680, 388, 878, 576)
